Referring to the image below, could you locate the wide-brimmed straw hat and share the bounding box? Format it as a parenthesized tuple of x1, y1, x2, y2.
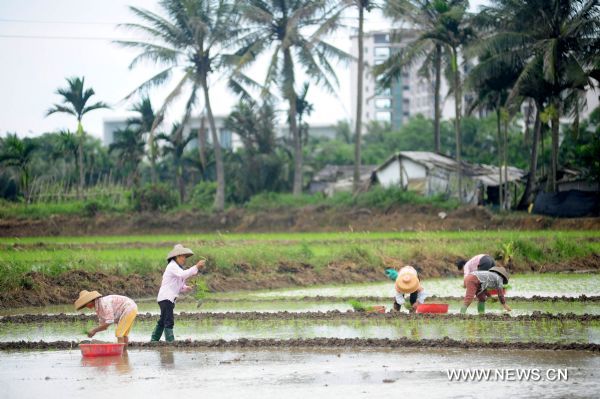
(395, 267, 420, 293)
(74, 290, 102, 310)
(489, 266, 509, 284)
(166, 244, 194, 260)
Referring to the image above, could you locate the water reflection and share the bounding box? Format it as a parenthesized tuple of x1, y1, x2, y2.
(159, 348, 175, 368)
(80, 352, 131, 374)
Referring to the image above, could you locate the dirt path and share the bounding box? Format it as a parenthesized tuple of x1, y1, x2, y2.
(0, 337, 598, 352)
(2, 311, 599, 324)
(2, 205, 599, 237)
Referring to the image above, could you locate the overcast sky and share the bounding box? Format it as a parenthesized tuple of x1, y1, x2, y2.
(0, 0, 488, 140)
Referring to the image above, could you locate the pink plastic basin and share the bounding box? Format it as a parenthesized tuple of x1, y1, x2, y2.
(415, 303, 449, 314)
(80, 343, 125, 357)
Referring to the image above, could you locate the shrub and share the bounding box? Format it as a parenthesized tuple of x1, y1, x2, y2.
(190, 181, 217, 210)
(82, 201, 100, 217)
(131, 183, 178, 212)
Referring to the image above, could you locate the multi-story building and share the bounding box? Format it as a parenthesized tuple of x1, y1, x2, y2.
(350, 29, 435, 131)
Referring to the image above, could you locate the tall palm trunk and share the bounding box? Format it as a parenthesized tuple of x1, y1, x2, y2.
(550, 99, 560, 193)
(201, 75, 225, 211)
(197, 114, 208, 176)
(517, 105, 541, 209)
(76, 121, 84, 199)
(353, 4, 364, 192)
(503, 111, 509, 209)
(433, 44, 442, 153)
(284, 48, 302, 196)
(149, 132, 158, 184)
(452, 48, 462, 202)
(496, 107, 503, 209)
(177, 163, 185, 203)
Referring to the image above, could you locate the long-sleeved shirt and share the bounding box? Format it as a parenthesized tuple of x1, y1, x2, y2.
(463, 254, 486, 277)
(471, 270, 506, 305)
(94, 295, 137, 325)
(157, 260, 199, 303)
(394, 290, 428, 306)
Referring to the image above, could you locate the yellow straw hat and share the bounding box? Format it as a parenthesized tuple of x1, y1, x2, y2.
(74, 290, 102, 310)
(395, 266, 420, 293)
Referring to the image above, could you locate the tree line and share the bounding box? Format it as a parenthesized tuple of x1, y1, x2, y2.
(1, 0, 599, 211)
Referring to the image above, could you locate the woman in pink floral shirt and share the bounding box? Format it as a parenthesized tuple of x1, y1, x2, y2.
(75, 290, 138, 345)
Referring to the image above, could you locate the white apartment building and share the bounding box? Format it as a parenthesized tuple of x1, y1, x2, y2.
(350, 29, 436, 130)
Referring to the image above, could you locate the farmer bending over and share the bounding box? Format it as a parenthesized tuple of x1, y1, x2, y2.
(392, 266, 427, 313)
(74, 290, 138, 345)
(460, 266, 512, 314)
(455, 254, 496, 285)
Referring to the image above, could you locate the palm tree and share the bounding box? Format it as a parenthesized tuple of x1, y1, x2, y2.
(476, 0, 600, 192)
(108, 128, 146, 188)
(375, 0, 451, 154)
(235, 0, 349, 196)
(0, 133, 38, 202)
(350, 0, 377, 192)
(376, 1, 474, 200)
(126, 96, 163, 183)
(46, 77, 109, 199)
(157, 123, 195, 203)
(118, 0, 244, 211)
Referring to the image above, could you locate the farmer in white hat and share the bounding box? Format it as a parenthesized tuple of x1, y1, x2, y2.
(74, 290, 138, 345)
(460, 266, 512, 314)
(150, 244, 205, 342)
(392, 265, 428, 312)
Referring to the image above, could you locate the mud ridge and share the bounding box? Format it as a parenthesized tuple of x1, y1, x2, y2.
(2, 311, 599, 324)
(1, 338, 598, 352)
(197, 295, 600, 303)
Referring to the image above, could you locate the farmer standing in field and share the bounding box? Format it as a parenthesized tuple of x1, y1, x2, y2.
(74, 290, 138, 346)
(151, 244, 205, 342)
(460, 266, 512, 314)
(391, 265, 428, 312)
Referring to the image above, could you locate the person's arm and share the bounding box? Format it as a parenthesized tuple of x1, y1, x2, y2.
(87, 322, 111, 338)
(415, 287, 428, 304)
(167, 260, 205, 280)
(180, 284, 193, 294)
(497, 290, 511, 311)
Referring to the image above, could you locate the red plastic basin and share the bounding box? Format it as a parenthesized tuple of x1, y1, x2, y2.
(80, 343, 125, 357)
(366, 305, 386, 314)
(487, 288, 507, 296)
(415, 303, 449, 314)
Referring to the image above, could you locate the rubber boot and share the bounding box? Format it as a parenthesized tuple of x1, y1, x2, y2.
(164, 328, 175, 343)
(477, 302, 486, 315)
(460, 305, 468, 314)
(150, 324, 164, 342)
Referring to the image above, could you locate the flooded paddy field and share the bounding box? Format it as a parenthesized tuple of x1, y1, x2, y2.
(2, 297, 600, 316)
(0, 347, 598, 399)
(221, 273, 600, 300)
(2, 314, 599, 344)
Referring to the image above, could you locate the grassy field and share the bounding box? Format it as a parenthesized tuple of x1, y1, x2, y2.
(0, 230, 598, 293)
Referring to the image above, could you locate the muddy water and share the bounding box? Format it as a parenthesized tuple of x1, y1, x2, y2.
(1, 347, 598, 399)
(221, 273, 600, 299)
(2, 318, 598, 344)
(3, 298, 600, 317)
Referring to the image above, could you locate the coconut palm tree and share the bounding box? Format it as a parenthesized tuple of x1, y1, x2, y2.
(157, 123, 195, 203)
(46, 77, 109, 199)
(375, 0, 474, 200)
(475, 0, 600, 192)
(0, 133, 38, 202)
(349, 0, 377, 192)
(108, 128, 146, 188)
(118, 0, 244, 211)
(126, 96, 163, 183)
(375, 0, 455, 154)
(235, 0, 349, 195)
